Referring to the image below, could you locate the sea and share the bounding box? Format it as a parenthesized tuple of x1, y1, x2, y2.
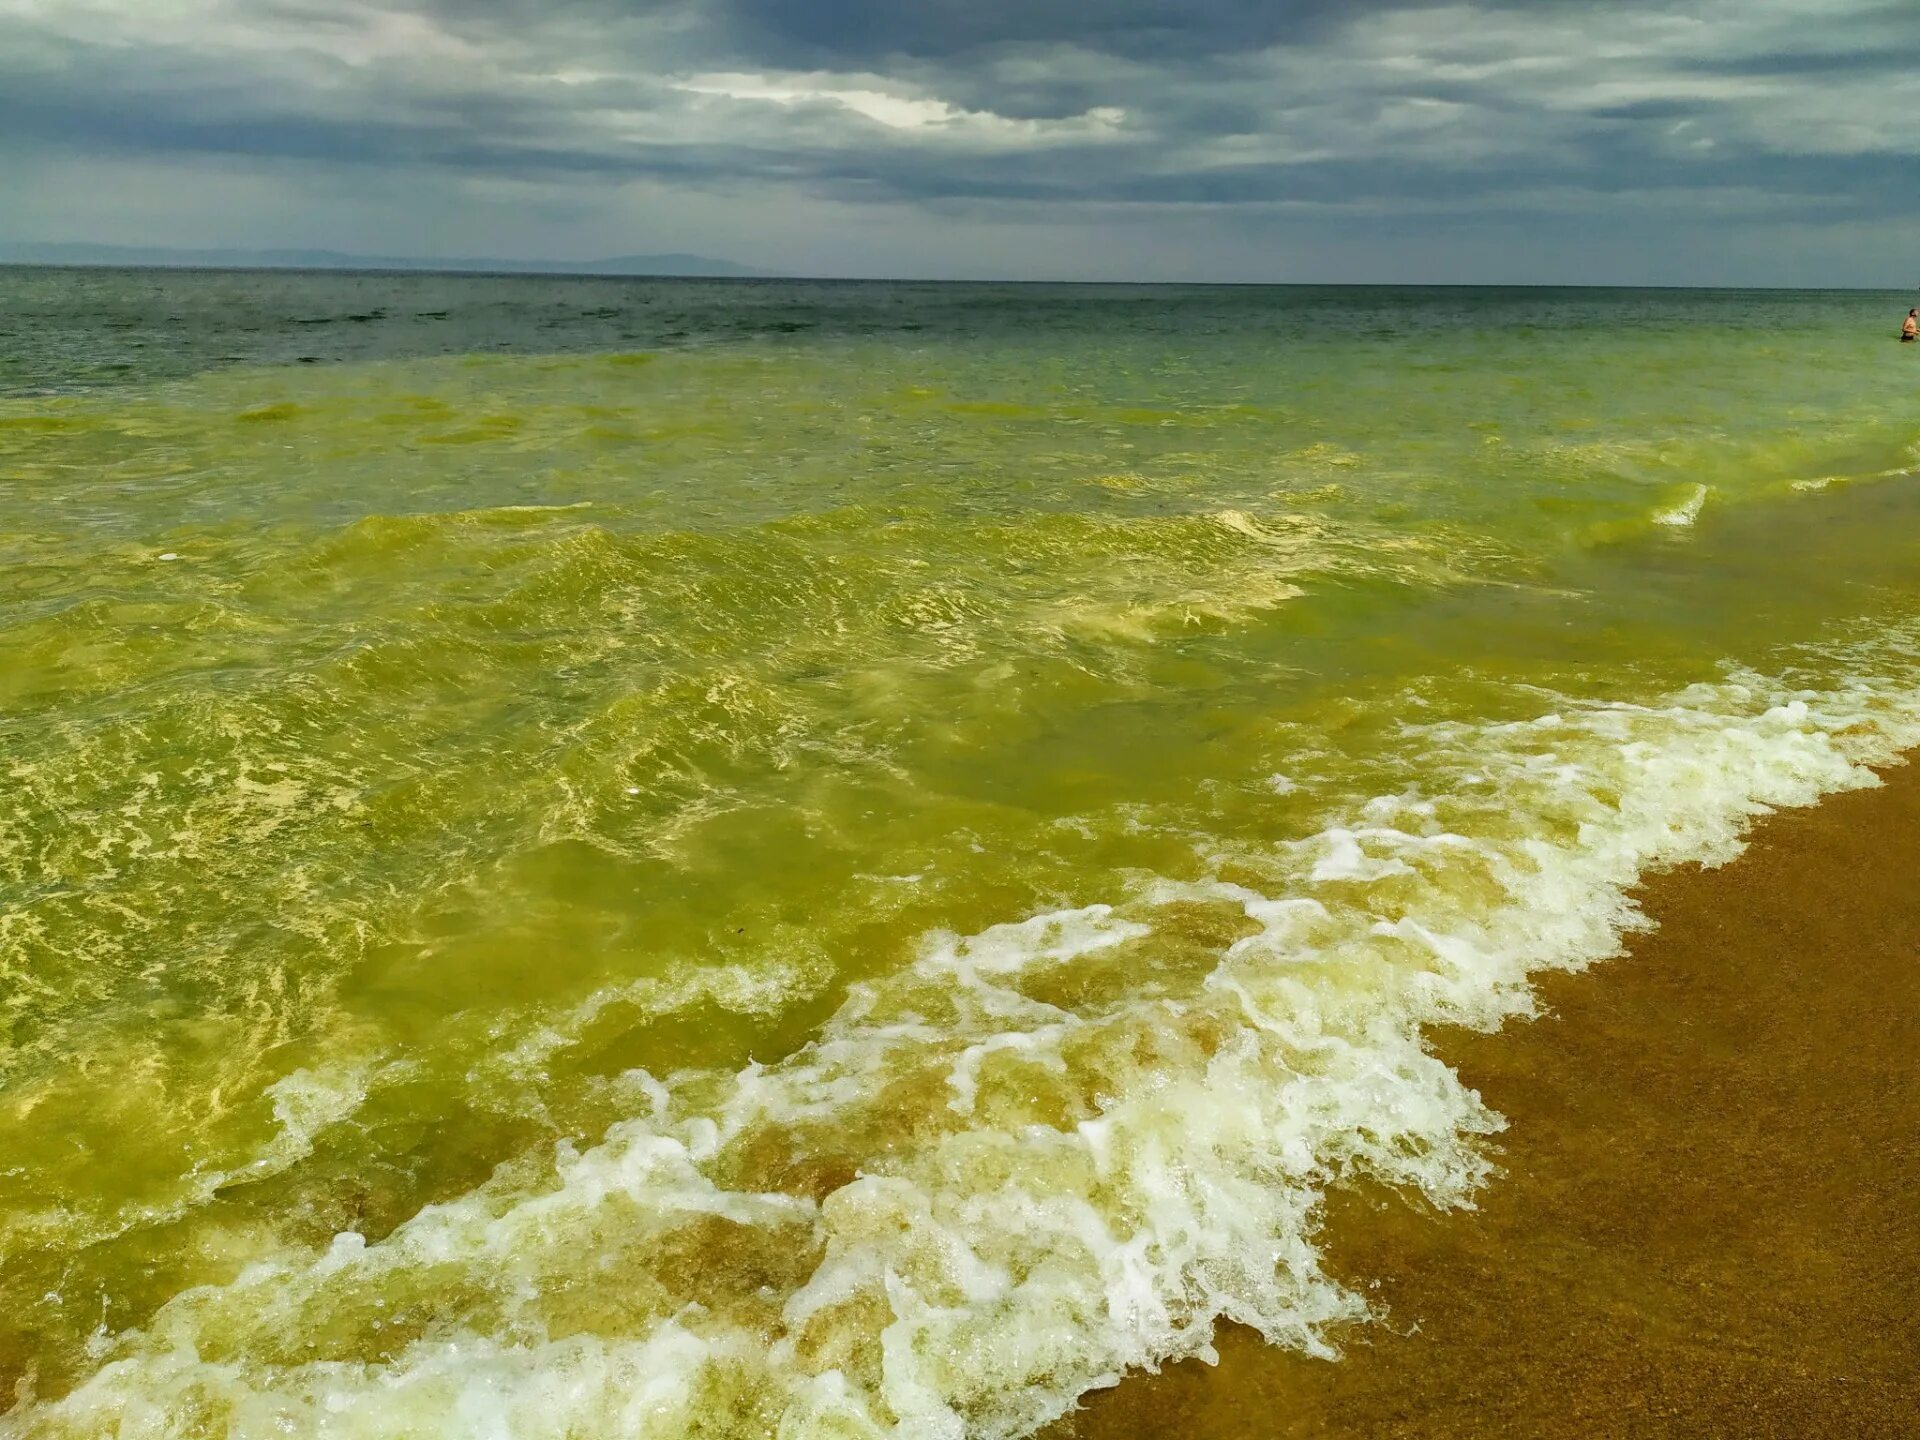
(4, 267, 1920, 1438)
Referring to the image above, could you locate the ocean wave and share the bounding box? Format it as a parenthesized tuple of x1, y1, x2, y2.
(13, 632, 1920, 1439)
(1652, 483, 1710, 528)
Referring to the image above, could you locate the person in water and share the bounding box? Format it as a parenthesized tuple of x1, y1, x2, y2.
(1904, 310, 1918, 343)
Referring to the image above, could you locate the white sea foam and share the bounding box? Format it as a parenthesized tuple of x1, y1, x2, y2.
(1790, 460, 1914, 494)
(15, 639, 1920, 1440)
(1653, 483, 1710, 527)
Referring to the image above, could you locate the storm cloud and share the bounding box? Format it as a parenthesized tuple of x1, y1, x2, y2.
(2, 0, 1916, 281)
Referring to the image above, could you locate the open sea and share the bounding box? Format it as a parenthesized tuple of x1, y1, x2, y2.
(4, 267, 1920, 1438)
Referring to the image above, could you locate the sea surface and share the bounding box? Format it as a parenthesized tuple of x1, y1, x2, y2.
(4, 268, 1920, 1439)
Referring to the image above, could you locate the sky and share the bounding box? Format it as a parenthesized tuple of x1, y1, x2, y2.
(3, 0, 1918, 283)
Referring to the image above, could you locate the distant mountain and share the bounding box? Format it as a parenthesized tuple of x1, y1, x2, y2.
(0, 241, 774, 278)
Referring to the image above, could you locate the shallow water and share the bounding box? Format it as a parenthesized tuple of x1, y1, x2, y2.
(4, 270, 1920, 1437)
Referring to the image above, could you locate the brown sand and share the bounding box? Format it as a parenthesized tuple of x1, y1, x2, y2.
(1054, 764, 1920, 1439)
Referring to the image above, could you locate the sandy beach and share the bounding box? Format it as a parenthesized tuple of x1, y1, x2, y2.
(1058, 761, 1920, 1438)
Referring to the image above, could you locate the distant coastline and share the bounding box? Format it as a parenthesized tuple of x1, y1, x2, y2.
(0, 241, 774, 278)
(0, 248, 1906, 289)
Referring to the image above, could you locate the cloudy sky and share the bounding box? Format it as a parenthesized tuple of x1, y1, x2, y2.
(3, 0, 1917, 282)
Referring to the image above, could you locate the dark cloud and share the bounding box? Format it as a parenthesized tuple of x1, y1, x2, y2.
(395, 0, 1373, 64)
(1691, 46, 1920, 78)
(710, 0, 1364, 64)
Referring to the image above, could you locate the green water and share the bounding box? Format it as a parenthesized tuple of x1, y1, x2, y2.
(4, 273, 1920, 1438)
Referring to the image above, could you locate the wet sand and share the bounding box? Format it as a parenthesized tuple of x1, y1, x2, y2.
(1056, 762, 1920, 1439)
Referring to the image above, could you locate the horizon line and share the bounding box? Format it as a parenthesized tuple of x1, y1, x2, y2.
(1, 258, 1912, 293)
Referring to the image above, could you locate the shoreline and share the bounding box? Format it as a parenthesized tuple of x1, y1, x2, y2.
(1054, 761, 1920, 1437)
